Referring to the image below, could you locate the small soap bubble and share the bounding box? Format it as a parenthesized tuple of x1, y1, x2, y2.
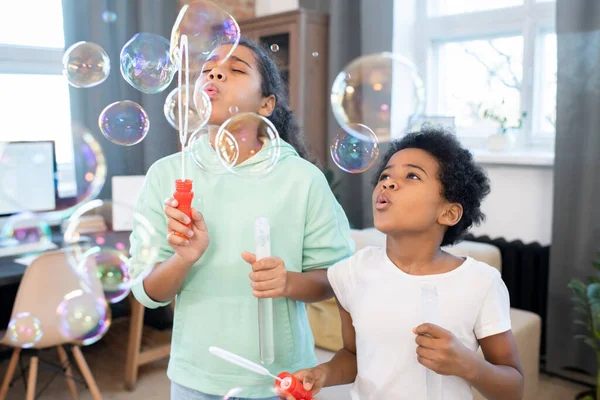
(330, 124, 379, 174)
(270, 44, 279, 52)
(7, 312, 43, 348)
(102, 10, 117, 24)
(312, 52, 319, 57)
(229, 105, 239, 115)
(56, 290, 110, 345)
(98, 100, 150, 146)
(63, 41, 110, 88)
(120, 32, 176, 94)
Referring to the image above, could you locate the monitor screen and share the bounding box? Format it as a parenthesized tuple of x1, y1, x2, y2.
(0, 141, 57, 216)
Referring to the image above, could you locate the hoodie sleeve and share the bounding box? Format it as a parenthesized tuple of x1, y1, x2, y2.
(302, 171, 355, 272)
(128, 163, 174, 309)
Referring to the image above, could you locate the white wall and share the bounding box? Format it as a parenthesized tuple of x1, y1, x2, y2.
(255, 0, 299, 17)
(471, 165, 554, 245)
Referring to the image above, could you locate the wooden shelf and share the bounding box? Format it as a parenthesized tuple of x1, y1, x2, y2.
(239, 9, 330, 167)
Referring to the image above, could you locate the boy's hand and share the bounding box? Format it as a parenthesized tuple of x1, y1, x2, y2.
(276, 365, 329, 399)
(164, 197, 210, 265)
(414, 323, 477, 379)
(241, 252, 288, 298)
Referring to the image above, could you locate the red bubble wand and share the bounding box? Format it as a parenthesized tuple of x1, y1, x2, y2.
(209, 346, 314, 400)
(173, 35, 194, 239)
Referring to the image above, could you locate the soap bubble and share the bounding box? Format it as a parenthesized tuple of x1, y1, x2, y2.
(62, 199, 159, 301)
(213, 113, 281, 178)
(120, 33, 176, 94)
(0, 212, 52, 250)
(63, 41, 110, 88)
(7, 312, 43, 348)
(98, 100, 150, 146)
(330, 124, 380, 173)
(165, 85, 211, 133)
(56, 289, 111, 345)
(331, 52, 425, 141)
(229, 105, 238, 115)
(170, 0, 241, 73)
(312, 52, 319, 57)
(188, 125, 239, 174)
(102, 10, 117, 24)
(270, 44, 279, 52)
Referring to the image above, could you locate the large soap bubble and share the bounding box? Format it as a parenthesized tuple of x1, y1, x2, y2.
(170, 0, 241, 73)
(331, 52, 425, 141)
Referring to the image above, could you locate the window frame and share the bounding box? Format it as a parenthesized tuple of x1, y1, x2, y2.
(410, 0, 556, 152)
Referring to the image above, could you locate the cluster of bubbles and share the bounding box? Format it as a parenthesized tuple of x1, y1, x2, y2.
(329, 52, 426, 173)
(0, 0, 428, 360)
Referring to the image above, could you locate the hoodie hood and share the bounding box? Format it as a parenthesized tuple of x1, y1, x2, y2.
(187, 130, 299, 176)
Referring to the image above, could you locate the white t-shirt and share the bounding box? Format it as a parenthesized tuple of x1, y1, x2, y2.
(327, 246, 511, 400)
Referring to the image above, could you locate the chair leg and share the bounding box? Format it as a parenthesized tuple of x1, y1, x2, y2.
(124, 296, 145, 391)
(57, 346, 79, 400)
(71, 346, 102, 400)
(0, 348, 21, 400)
(25, 356, 38, 400)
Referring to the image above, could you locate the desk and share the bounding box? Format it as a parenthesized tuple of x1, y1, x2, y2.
(0, 231, 172, 391)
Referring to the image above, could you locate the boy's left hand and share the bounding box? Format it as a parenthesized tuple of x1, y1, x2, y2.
(413, 323, 476, 378)
(242, 252, 288, 298)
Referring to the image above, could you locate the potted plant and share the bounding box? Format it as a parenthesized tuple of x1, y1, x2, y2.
(483, 101, 527, 152)
(568, 250, 600, 400)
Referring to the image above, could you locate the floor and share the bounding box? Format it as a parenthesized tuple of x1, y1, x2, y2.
(0, 318, 593, 399)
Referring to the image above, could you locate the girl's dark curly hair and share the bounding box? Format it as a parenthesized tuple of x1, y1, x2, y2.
(372, 126, 491, 246)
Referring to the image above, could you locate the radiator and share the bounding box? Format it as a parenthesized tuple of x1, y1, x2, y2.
(464, 234, 550, 356)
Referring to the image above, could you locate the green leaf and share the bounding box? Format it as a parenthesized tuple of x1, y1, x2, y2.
(588, 276, 600, 285)
(569, 279, 587, 296)
(574, 319, 591, 329)
(574, 305, 589, 315)
(571, 296, 588, 306)
(587, 283, 600, 338)
(583, 337, 597, 350)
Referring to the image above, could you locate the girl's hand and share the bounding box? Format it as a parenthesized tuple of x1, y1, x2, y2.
(164, 197, 210, 265)
(241, 252, 288, 298)
(276, 365, 329, 399)
(414, 323, 477, 378)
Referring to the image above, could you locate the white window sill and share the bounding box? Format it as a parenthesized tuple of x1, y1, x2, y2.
(472, 149, 554, 167)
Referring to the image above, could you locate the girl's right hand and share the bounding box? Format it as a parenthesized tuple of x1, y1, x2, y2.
(277, 365, 329, 399)
(164, 197, 210, 265)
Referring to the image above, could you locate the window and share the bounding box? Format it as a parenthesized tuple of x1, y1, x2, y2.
(409, 0, 556, 152)
(0, 0, 75, 196)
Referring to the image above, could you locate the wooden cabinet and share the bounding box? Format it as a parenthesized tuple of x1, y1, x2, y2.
(239, 9, 329, 167)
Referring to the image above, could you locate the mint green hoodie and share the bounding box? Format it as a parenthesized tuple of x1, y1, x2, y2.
(129, 136, 354, 398)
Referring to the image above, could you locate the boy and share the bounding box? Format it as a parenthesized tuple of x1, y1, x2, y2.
(288, 127, 523, 399)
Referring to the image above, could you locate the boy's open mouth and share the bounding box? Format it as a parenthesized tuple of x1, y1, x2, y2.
(375, 194, 391, 210)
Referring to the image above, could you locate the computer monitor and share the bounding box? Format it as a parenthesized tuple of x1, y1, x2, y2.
(0, 141, 58, 217)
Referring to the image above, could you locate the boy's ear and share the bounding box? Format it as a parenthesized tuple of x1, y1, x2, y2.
(439, 203, 463, 227)
(258, 94, 276, 117)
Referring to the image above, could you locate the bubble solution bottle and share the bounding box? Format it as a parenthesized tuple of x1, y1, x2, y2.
(173, 179, 193, 239)
(275, 372, 313, 400)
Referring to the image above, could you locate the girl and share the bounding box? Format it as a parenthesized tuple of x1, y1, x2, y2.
(128, 38, 354, 399)
(289, 128, 524, 400)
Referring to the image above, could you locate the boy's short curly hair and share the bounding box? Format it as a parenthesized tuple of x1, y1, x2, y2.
(372, 125, 491, 246)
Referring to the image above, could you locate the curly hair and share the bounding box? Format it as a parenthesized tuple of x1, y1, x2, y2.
(372, 126, 491, 246)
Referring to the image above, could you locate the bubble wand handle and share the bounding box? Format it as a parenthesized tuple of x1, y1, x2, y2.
(255, 217, 275, 365)
(421, 284, 443, 400)
(174, 35, 193, 239)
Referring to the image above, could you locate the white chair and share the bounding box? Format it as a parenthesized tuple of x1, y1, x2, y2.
(0, 249, 105, 400)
